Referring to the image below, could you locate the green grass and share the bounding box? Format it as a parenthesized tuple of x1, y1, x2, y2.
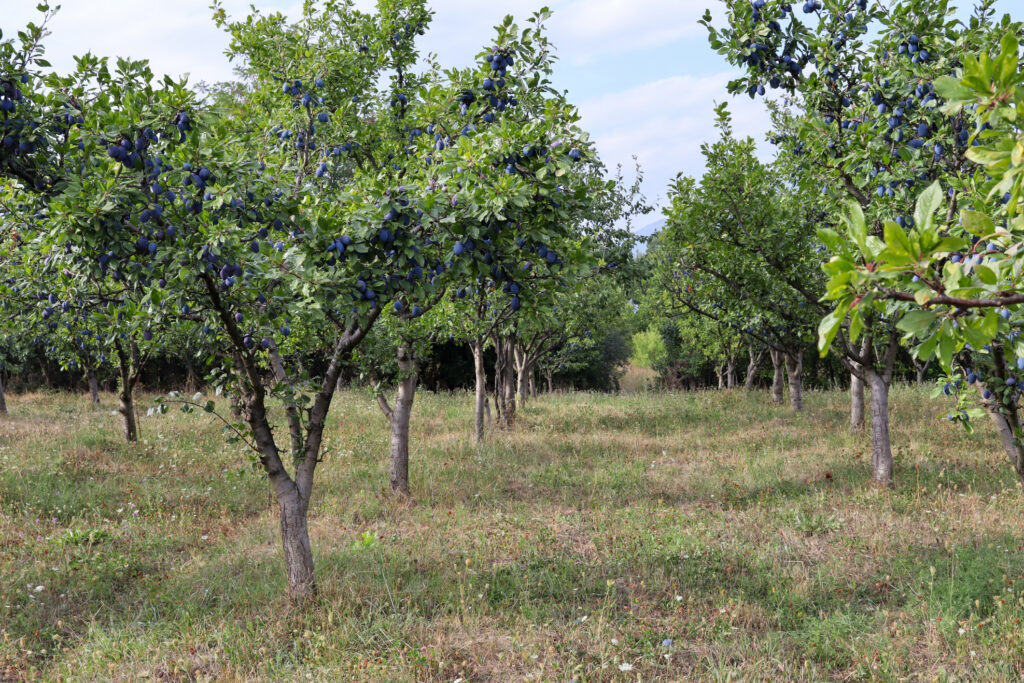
(2, 385, 1024, 681)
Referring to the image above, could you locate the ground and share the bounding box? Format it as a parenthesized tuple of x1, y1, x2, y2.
(1, 386, 1024, 681)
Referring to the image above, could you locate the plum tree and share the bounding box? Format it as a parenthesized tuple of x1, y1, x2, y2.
(653, 104, 824, 411)
(819, 32, 1024, 484)
(705, 0, 1017, 485)
(1, 1, 600, 599)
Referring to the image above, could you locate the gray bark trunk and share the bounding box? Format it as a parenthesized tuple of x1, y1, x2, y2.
(983, 347, 1024, 485)
(744, 345, 764, 391)
(726, 355, 737, 390)
(546, 372, 553, 393)
(471, 340, 487, 443)
(784, 351, 803, 412)
(850, 373, 865, 431)
(915, 359, 932, 385)
(769, 349, 784, 404)
(866, 370, 893, 487)
(278, 488, 316, 602)
(388, 346, 417, 497)
(0, 372, 7, 414)
(985, 404, 1024, 484)
(529, 372, 537, 399)
(87, 368, 100, 405)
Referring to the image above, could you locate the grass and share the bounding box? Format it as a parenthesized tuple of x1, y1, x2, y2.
(2, 384, 1024, 681)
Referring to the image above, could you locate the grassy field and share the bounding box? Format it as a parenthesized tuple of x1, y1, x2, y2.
(2, 386, 1024, 681)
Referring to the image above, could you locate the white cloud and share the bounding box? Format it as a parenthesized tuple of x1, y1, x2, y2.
(4, 0, 302, 84)
(578, 72, 775, 211)
(548, 0, 721, 65)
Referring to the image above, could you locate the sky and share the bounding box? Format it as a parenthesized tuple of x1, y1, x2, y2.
(5, 0, 776, 227)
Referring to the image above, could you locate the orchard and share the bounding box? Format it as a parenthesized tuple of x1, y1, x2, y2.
(3, 1, 1024, 680)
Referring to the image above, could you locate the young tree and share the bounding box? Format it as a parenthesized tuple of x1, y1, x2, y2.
(655, 105, 823, 410)
(819, 32, 1024, 484)
(705, 0, 1016, 485)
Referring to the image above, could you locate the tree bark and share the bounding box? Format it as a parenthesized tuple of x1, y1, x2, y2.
(866, 369, 893, 487)
(982, 346, 1024, 485)
(470, 339, 487, 443)
(915, 358, 932, 385)
(850, 373, 865, 431)
(726, 355, 737, 390)
(87, 367, 100, 405)
(769, 349, 784, 404)
(115, 343, 138, 443)
(0, 372, 7, 415)
(185, 357, 200, 393)
(744, 345, 764, 391)
(784, 351, 803, 412)
(546, 372, 553, 393)
(278, 487, 316, 602)
(388, 345, 417, 497)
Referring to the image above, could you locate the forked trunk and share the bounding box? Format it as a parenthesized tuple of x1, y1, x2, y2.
(388, 347, 417, 497)
(769, 349, 784, 404)
(471, 340, 487, 443)
(87, 368, 100, 405)
(915, 359, 932, 385)
(850, 372, 865, 431)
(866, 370, 893, 487)
(744, 345, 763, 391)
(784, 351, 803, 412)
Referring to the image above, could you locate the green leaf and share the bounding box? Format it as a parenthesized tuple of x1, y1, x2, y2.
(897, 310, 938, 335)
(845, 202, 869, 256)
(960, 209, 995, 237)
(914, 181, 944, 232)
(974, 264, 997, 285)
(817, 296, 852, 355)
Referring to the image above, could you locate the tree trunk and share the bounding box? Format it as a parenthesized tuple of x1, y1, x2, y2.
(769, 349, 784, 404)
(744, 345, 764, 391)
(915, 358, 932, 385)
(784, 351, 803, 412)
(546, 372, 553, 393)
(278, 488, 316, 602)
(529, 372, 537, 399)
(850, 373, 865, 431)
(517, 360, 531, 406)
(726, 355, 737, 390)
(471, 339, 487, 443)
(985, 404, 1024, 484)
(0, 372, 7, 415)
(116, 345, 138, 443)
(185, 357, 200, 393)
(717, 366, 725, 389)
(87, 368, 100, 405)
(388, 346, 417, 497)
(866, 370, 893, 487)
